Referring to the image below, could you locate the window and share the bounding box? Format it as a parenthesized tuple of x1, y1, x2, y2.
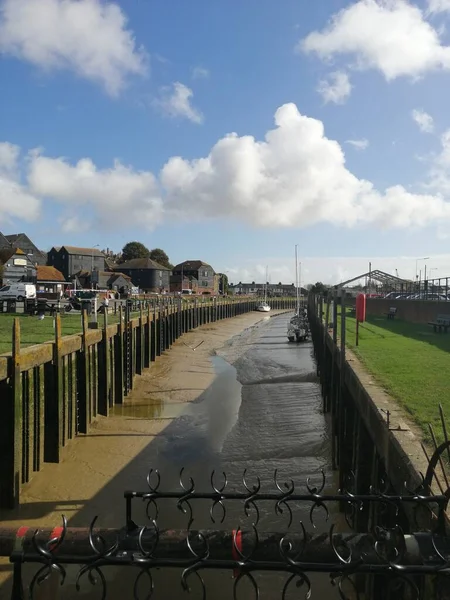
(202, 280, 209, 287)
(202, 270, 209, 277)
(0, 286, 10, 291)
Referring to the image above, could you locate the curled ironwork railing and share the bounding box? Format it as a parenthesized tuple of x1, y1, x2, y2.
(4, 465, 450, 599)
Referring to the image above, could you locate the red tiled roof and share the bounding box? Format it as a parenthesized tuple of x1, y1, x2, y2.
(36, 265, 66, 282)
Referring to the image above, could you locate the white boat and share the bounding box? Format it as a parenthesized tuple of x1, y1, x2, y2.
(256, 267, 271, 312)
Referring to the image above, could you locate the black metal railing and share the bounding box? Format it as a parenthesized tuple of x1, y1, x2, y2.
(4, 461, 450, 599)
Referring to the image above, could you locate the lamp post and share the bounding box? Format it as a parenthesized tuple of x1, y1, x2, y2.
(415, 257, 429, 282)
(91, 244, 100, 290)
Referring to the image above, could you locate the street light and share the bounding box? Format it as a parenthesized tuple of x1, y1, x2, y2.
(415, 257, 429, 282)
(91, 244, 100, 289)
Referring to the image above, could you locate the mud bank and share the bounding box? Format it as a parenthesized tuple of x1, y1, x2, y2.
(0, 310, 287, 593)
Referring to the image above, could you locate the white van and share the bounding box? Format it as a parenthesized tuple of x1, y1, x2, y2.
(181, 289, 193, 295)
(0, 283, 37, 301)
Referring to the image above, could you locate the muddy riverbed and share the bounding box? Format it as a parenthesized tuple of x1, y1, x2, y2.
(0, 311, 339, 599)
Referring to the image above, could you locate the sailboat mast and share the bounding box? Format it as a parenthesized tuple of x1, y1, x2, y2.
(295, 245, 299, 312)
(265, 266, 268, 303)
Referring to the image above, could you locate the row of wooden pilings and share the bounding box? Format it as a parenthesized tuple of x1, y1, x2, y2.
(307, 294, 410, 524)
(0, 297, 297, 510)
(307, 293, 430, 598)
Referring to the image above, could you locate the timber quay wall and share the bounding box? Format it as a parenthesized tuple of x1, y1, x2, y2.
(0, 297, 296, 509)
(308, 295, 435, 534)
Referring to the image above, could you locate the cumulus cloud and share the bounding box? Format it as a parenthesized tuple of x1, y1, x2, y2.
(5, 103, 450, 232)
(154, 82, 203, 124)
(345, 139, 369, 150)
(428, 0, 450, 14)
(0, 142, 40, 223)
(317, 71, 352, 104)
(300, 0, 450, 80)
(0, 0, 147, 96)
(411, 108, 434, 132)
(27, 152, 163, 230)
(161, 103, 450, 229)
(192, 66, 209, 79)
(427, 129, 450, 195)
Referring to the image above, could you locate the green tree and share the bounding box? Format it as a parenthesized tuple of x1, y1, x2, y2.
(309, 281, 331, 296)
(149, 248, 172, 269)
(120, 241, 150, 262)
(217, 273, 229, 294)
(0, 261, 3, 284)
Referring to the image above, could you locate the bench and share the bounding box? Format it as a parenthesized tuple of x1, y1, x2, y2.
(385, 307, 397, 320)
(28, 299, 65, 316)
(428, 314, 450, 333)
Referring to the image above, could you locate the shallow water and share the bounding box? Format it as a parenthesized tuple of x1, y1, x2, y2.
(12, 313, 340, 599)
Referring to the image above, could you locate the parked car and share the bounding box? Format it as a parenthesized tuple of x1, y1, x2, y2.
(0, 283, 36, 301)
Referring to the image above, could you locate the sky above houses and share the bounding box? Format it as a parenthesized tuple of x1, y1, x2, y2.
(2, 0, 450, 285)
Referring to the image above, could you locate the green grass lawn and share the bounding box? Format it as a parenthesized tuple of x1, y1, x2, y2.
(338, 309, 450, 445)
(0, 312, 121, 355)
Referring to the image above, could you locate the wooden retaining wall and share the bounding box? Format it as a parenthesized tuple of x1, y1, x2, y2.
(0, 297, 296, 509)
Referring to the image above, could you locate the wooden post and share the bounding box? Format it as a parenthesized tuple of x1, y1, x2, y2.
(0, 319, 22, 508)
(45, 314, 63, 462)
(145, 305, 151, 368)
(98, 310, 110, 416)
(356, 318, 359, 347)
(114, 304, 124, 404)
(77, 311, 90, 433)
(136, 304, 144, 375)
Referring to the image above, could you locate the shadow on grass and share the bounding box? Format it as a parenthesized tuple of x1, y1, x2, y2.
(347, 312, 450, 355)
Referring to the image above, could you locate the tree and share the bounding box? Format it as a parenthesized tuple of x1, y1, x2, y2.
(120, 241, 150, 262)
(149, 248, 172, 269)
(0, 261, 3, 285)
(218, 273, 229, 295)
(309, 281, 332, 296)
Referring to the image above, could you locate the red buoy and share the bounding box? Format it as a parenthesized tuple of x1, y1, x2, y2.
(356, 293, 366, 323)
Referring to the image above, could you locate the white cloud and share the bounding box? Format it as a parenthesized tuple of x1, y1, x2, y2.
(27, 152, 163, 230)
(0, 0, 147, 96)
(427, 129, 450, 195)
(345, 139, 369, 150)
(411, 108, 434, 132)
(428, 0, 450, 14)
(5, 102, 450, 233)
(300, 0, 450, 80)
(317, 70, 352, 104)
(154, 82, 203, 124)
(161, 103, 450, 229)
(0, 142, 40, 223)
(192, 66, 209, 79)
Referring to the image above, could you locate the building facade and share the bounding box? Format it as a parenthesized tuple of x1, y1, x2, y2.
(0, 232, 47, 265)
(36, 266, 66, 294)
(230, 282, 301, 296)
(48, 246, 106, 280)
(0, 248, 37, 285)
(116, 258, 171, 292)
(171, 260, 217, 294)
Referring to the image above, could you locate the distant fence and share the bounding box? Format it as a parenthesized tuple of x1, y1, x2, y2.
(0, 297, 296, 509)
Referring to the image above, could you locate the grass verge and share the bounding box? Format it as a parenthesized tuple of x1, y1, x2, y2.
(338, 309, 450, 445)
(0, 313, 121, 355)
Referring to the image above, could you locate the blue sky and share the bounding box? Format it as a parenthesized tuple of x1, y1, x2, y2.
(2, 0, 450, 284)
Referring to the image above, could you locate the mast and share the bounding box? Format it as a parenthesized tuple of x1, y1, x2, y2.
(295, 245, 299, 312)
(265, 266, 268, 303)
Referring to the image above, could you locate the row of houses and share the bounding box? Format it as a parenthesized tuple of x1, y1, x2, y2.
(0, 233, 221, 295)
(0, 232, 301, 297)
